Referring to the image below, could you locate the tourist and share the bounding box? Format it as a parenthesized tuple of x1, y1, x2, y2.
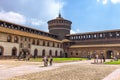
(26, 53, 31, 61)
(43, 56, 48, 67)
(49, 56, 53, 66)
(100, 53, 103, 63)
(103, 55, 105, 62)
(96, 54, 99, 63)
(93, 53, 96, 64)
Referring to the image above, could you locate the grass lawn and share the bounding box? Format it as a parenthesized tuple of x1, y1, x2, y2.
(105, 60, 120, 64)
(30, 58, 87, 63)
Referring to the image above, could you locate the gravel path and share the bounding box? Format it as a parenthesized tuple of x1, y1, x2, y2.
(0, 60, 120, 80)
(103, 68, 120, 80)
(0, 60, 91, 80)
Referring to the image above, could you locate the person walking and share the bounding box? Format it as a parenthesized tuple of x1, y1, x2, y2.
(103, 55, 105, 62)
(43, 56, 48, 67)
(49, 56, 53, 66)
(100, 53, 103, 63)
(96, 54, 99, 64)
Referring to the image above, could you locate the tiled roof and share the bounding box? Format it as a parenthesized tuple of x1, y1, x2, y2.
(0, 26, 61, 43)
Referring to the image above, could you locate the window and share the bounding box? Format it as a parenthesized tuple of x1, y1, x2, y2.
(37, 40, 39, 45)
(28, 44, 30, 48)
(14, 36, 18, 43)
(47, 42, 49, 46)
(76, 53, 78, 55)
(32, 39, 35, 45)
(20, 43, 22, 48)
(49, 50, 52, 56)
(53, 42, 55, 47)
(34, 49, 38, 58)
(60, 51, 62, 57)
(25, 37, 27, 41)
(42, 49, 45, 57)
(55, 50, 58, 57)
(71, 52, 73, 55)
(7, 35, 12, 42)
(43, 41, 45, 46)
(100, 34, 103, 37)
(12, 47, 17, 56)
(57, 44, 59, 48)
(0, 46, 3, 56)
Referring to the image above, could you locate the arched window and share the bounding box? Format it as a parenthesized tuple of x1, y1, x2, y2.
(43, 41, 45, 46)
(49, 50, 52, 56)
(47, 42, 49, 46)
(32, 39, 35, 45)
(55, 50, 58, 57)
(0, 46, 4, 56)
(60, 51, 62, 57)
(14, 36, 18, 43)
(42, 49, 45, 57)
(20, 43, 22, 48)
(57, 44, 59, 48)
(34, 49, 38, 58)
(53, 42, 55, 47)
(7, 35, 12, 42)
(12, 47, 17, 56)
(37, 40, 39, 45)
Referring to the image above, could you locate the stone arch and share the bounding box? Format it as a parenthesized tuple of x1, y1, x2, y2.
(49, 50, 52, 56)
(0, 46, 4, 56)
(34, 48, 38, 58)
(12, 47, 17, 56)
(55, 50, 58, 57)
(42, 49, 45, 57)
(60, 51, 62, 57)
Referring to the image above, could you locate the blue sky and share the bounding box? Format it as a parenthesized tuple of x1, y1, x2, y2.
(0, 0, 120, 34)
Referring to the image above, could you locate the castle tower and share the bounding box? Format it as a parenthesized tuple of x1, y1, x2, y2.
(48, 14, 72, 40)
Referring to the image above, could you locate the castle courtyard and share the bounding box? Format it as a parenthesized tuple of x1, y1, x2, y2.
(0, 60, 120, 80)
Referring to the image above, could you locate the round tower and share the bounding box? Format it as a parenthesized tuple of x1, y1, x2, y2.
(48, 14, 72, 40)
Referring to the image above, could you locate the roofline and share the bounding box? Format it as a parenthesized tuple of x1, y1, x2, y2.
(67, 29, 120, 36)
(0, 19, 57, 36)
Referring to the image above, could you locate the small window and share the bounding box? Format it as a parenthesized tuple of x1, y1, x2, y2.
(32, 39, 35, 45)
(76, 53, 78, 55)
(7, 35, 12, 42)
(20, 43, 22, 48)
(14, 36, 18, 43)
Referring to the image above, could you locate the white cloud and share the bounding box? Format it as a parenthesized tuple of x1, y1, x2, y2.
(97, 0, 100, 2)
(31, 19, 45, 26)
(0, 10, 26, 24)
(103, 0, 108, 5)
(97, 0, 120, 4)
(71, 29, 80, 34)
(111, 0, 120, 4)
(44, 0, 65, 18)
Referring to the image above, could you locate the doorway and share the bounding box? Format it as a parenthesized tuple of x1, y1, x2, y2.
(106, 50, 113, 59)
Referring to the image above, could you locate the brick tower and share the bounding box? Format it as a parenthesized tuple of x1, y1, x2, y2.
(48, 14, 72, 40)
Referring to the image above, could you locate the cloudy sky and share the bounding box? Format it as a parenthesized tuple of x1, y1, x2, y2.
(0, 0, 120, 34)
